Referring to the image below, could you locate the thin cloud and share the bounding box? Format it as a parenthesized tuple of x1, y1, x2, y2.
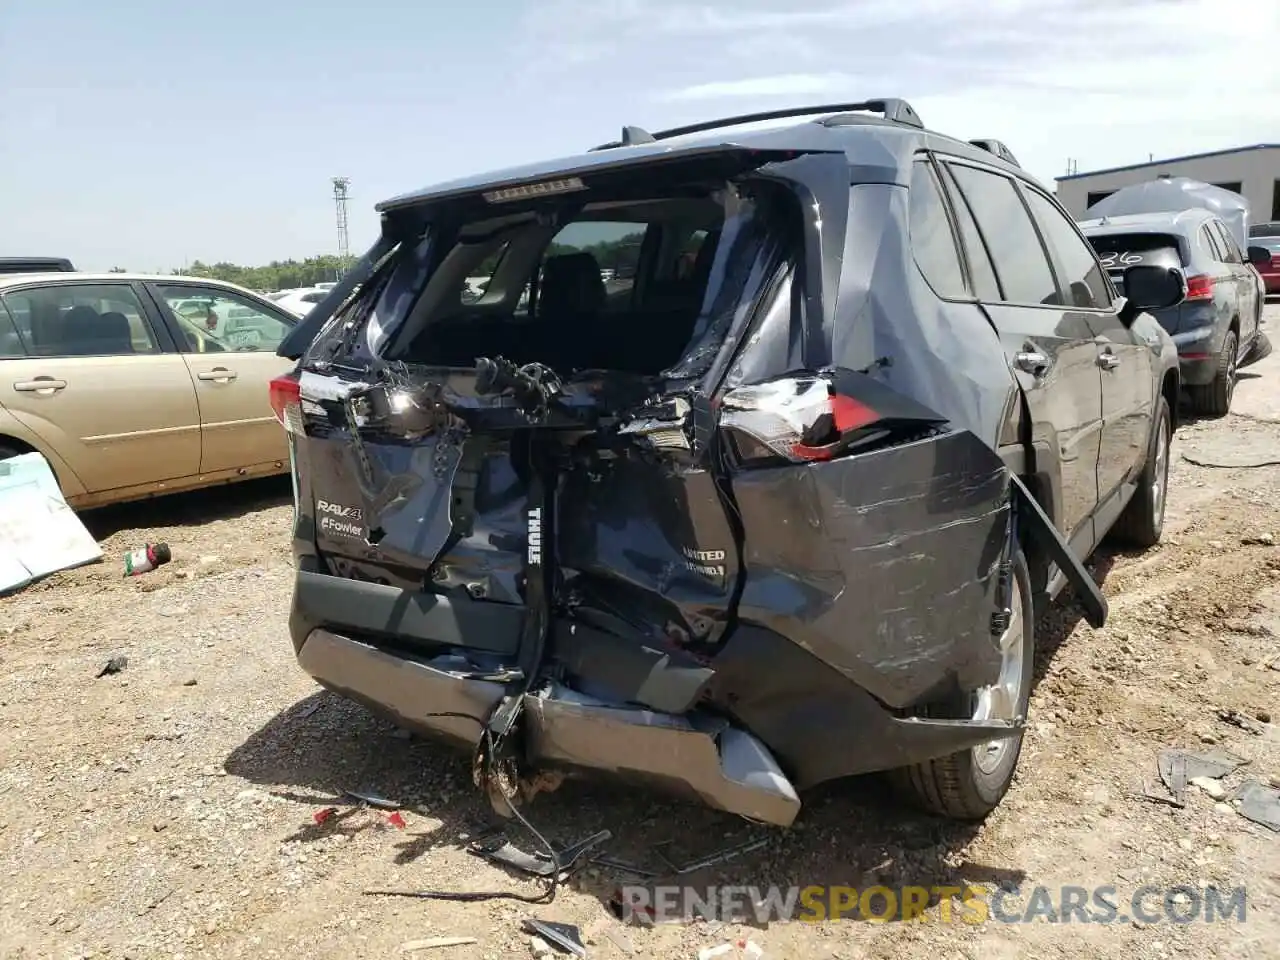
(659, 72, 855, 102)
(515, 0, 1279, 184)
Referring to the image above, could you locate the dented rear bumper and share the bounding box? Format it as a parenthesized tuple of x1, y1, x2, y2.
(292, 612, 1022, 827)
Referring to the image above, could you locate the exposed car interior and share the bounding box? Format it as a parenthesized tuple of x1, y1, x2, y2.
(386, 197, 729, 376)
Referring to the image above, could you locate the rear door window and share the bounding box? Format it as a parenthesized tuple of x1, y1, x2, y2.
(1, 284, 159, 356)
(937, 163, 1001, 300)
(1200, 225, 1226, 262)
(907, 160, 967, 299)
(153, 285, 294, 353)
(944, 163, 1058, 306)
(1022, 189, 1113, 309)
(536, 221, 650, 312)
(1211, 221, 1242, 264)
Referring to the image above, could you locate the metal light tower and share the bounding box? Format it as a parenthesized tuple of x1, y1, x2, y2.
(332, 177, 351, 267)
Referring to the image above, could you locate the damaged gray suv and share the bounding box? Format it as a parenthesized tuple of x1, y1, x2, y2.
(272, 98, 1183, 827)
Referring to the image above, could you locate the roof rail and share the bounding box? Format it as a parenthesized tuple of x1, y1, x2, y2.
(967, 139, 1020, 167)
(589, 98, 923, 151)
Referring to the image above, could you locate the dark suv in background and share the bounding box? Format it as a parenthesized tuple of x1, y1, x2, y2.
(1079, 209, 1272, 416)
(0, 257, 75, 275)
(271, 98, 1182, 827)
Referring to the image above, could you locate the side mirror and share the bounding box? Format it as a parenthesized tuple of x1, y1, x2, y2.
(1246, 245, 1274, 268)
(1121, 264, 1184, 314)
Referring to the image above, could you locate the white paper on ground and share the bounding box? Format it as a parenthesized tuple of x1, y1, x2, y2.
(0, 452, 102, 594)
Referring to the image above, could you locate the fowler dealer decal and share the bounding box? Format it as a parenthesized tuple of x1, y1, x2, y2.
(317, 499, 365, 539)
(527, 507, 543, 566)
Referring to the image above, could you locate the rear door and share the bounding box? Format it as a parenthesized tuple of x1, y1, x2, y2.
(144, 282, 297, 475)
(0, 281, 201, 493)
(939, 159, 1104, 552)
(1020, 186, 1152, 507)
(1209, 219, 1259, 349)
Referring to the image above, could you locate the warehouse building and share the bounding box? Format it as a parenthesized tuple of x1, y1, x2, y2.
(1055, 143, 1280, 221)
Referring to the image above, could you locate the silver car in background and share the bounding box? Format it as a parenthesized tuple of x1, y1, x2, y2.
(1079, 209, 1271, 416)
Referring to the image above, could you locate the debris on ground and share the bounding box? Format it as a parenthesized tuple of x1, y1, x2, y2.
(1234, 780, 1280, 832)
(1216, 707, 1265, 735)
(472, 828, 611, 878)
(651, 836, 770, 876)
(1159, 748, 1246, 785)
(0, 451, 102, 594)
(1190, 775, 1228, 800)
(399, 937, 479, 952)
(123, 541, 172, 576)
(95, 655, 128, 678)
(344, 789, 401, 809)
(521, 918, 587, 957)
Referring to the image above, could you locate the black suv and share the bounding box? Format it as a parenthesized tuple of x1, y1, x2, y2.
(0, 257, 75, 275)
(272, 99, 1182, 826)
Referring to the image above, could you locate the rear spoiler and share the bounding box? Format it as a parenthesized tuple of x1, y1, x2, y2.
(376, 143, 829, 214)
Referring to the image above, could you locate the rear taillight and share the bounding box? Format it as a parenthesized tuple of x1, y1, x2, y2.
(269, 373, 303, 433)
(719, 372, 945, 464)
(1184, 274, 1214, 301)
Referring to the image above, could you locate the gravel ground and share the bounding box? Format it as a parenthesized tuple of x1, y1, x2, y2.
(3, 306, 1280, 960)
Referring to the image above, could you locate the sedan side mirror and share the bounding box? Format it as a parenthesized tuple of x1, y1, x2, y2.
(1246, 245, 1274, 268)
(1120, 264, 1185, 317)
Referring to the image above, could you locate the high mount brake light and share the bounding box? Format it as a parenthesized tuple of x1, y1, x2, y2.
(269, 373, 303, 434)
(719, 376, 881, 463)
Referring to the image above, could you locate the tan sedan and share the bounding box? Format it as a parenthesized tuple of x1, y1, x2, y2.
(0, 273, 298, 508)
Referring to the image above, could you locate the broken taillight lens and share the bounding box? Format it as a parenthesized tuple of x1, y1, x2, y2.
(719, 371, 948, 465)
(720, 375, 880, 463)
(269, 372, 303, 434)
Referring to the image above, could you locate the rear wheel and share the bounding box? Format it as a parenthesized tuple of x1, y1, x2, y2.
(1188, 329, 1237, 417)
(0, 442, 24, 462)
(892, 547, 1035, 820)
(1111, 396, 1171, 548)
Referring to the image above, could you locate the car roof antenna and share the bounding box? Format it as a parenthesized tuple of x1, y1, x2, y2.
(590, 125, 657, 152)
(620, 125, 656, 146)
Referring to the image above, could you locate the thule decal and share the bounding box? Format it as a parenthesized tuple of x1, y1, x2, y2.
(317, 499, 363, 522)
(527, 507, 543, 566)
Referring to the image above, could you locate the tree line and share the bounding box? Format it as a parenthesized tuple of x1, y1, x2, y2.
(165, 255, 355, 292)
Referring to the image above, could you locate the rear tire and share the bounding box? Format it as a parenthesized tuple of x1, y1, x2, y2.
(1188, 329, 1237, 417)
(0, 443, 23, 462)
(1111, 395, 1171, 549)
(891, 547, 1035, 820)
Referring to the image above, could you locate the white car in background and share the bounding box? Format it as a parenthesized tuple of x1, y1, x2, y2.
(273, 287, 330, 317)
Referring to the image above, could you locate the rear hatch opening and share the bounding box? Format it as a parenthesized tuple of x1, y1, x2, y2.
(294, 154, 809, 606)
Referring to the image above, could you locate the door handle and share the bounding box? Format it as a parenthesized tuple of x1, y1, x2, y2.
(13, 377, 67, 393)
(197, 368, 237, 382)
(1097, 350, 1120, 370)
(1015, 350, 1049, 376)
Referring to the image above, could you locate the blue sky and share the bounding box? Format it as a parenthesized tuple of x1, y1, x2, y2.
(2, 0, 1277, 272)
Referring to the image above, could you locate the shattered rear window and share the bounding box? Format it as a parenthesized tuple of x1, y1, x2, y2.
(342, 180, 794, 383)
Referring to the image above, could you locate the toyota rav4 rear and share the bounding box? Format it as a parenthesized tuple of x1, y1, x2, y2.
(273, 117, 1043, 827)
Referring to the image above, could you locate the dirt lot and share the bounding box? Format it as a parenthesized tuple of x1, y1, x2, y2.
(4, 308, 1280, 960)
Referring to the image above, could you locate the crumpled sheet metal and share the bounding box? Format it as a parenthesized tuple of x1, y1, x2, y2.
(730, 428, 1012, 708)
